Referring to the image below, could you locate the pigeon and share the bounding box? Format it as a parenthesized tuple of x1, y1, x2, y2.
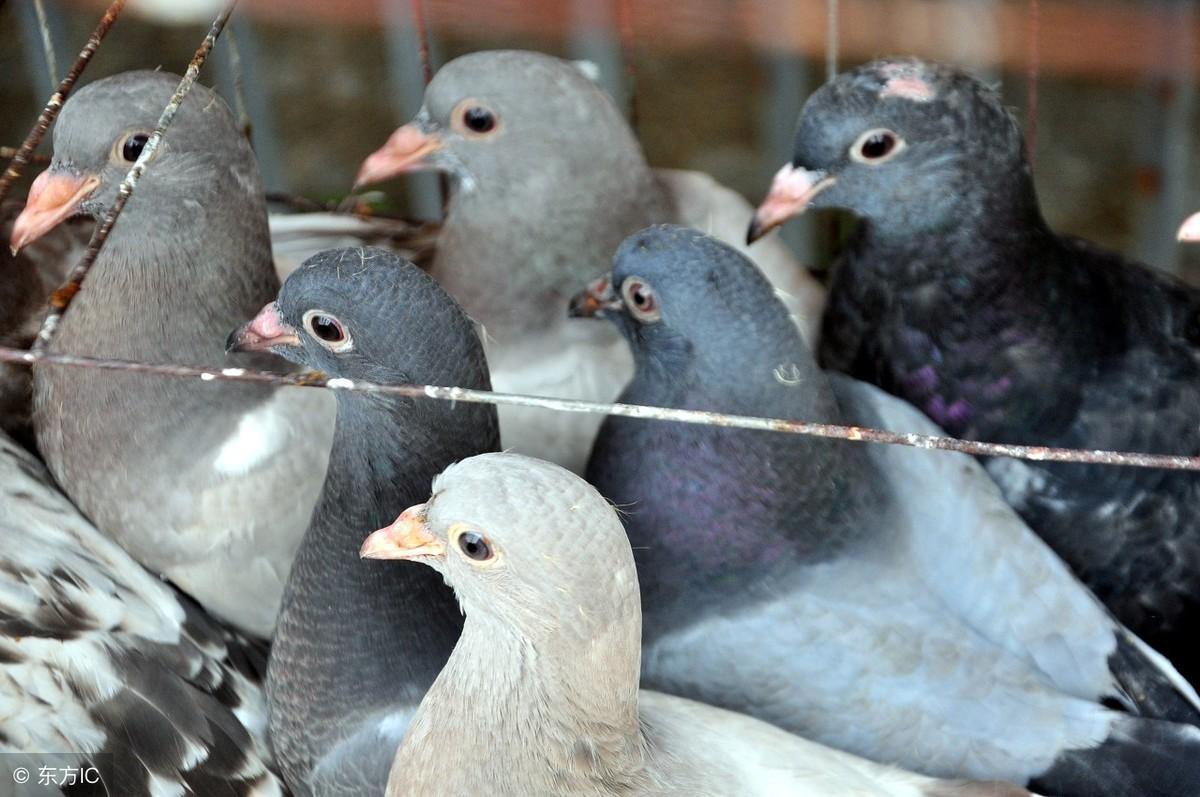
(8, 71, 335, 638)
(574, 224, 1200, 796)
(1180, 212, 1200, 242)
(0, 428, 282, 797)
(358, 452, 1030, 797)
(227, 247, 498, 796)
(0, 202, 86, 449)
(747, 58, 1200, 683)
(354, 49, 824, 474)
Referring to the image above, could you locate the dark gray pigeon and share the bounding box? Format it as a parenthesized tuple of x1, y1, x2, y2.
(0, 428, 283, 796)
(576, 224, 1200, 796)
(354, 49, 824, 474)
(748, 58, 1200, 683)
(228, 247, 498, 796)
(9, 71, 335, 638)
(358, 453, 1029, 797)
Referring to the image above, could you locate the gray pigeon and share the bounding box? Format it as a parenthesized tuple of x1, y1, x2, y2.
(354, 49, 824, 474)
(576, 224, 1200, 796)
(8, 71, 335, 638)
(747, 58, 1200, 682)
(0, 428, 282, 796)
(227, 247, 498, 796)
(1181, 212, 1200, 241)
(359, 452, 1030, 797)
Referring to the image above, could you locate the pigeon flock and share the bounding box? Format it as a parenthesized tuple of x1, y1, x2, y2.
(2, 48, 1200, 797)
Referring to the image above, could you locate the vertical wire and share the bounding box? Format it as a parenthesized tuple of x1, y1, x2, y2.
(826, 0, 839, 82)
(32, 0, 59, 89)
(1025, 0, 1040, 164)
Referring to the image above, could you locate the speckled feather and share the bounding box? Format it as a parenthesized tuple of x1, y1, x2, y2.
(0, 431, 281, 797)
(794, 59, 1200, 680)
(586, 225, 1200, 794)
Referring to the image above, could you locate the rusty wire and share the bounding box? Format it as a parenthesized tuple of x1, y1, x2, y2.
(31, 1, 240, 353)
(0, 0, 127, 208)
(411, 0, 433, 85)
(3, 344, 1200, 472)
(615, 0, 639, 129)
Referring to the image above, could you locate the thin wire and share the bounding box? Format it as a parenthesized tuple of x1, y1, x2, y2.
(225, 25, 253, 139)
(31, 1, 239, 353)
(411, 0, 433, 85)
(0, 0, 127, 208)
(32, 0, 59, 91)
(825, 0, 839, 82)
(1025, 0, 1040, 163)
(3, 344, 1199, 472)
(616, 0, 639, 129)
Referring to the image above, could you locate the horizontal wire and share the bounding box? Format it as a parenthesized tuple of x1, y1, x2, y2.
(3, 344, 1198, 472)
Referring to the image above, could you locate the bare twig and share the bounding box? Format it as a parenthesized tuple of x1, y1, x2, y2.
(410, 0, 433, 85)
(32, 1, 239, 354)
(0, 0, 127, 207)
(3, 344, 1199, 472)
(32, 0, 59, 90)
(1, 148, 50, 166)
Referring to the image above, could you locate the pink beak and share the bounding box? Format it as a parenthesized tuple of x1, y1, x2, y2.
(354, 124, 443, 189)
(746, 163, 836, 244)
(360, 503, 445, 561)
(10, 170, 100, 254)
(226, 302, 300, 353)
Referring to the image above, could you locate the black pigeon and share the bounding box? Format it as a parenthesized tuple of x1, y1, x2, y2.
(748, 58, 1200, 682)
(228, 247, 498, 796)
(576, 224, 1200, 796)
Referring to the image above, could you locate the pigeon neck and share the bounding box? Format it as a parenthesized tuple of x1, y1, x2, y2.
(392, 610, 647, 796)
(432, 156, 671, 338)
(269, 391, 495, 785)
(609, 327, 883, 637)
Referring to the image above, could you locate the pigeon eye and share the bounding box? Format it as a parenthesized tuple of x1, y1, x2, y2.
(451, 99, 501, 137)
(119, 132, 151, 162)
(620, 277, 661, 323)
(850, 128, 905, 165)
(456, 530, 493, 562)
(302, 310, 353, 352)
(463, 107, 495, 133)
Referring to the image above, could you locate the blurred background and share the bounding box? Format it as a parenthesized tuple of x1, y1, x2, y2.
(2, 0, 1197, 279)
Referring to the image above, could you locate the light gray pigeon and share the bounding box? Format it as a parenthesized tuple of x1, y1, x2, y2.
(8, 71, 335, 638)
(359, 452, 1031, 797)
(0, 428, 282, 796)
(228, 247, 497, 797)
(1180, 212, 1200, 241)
(354, 49, 824, 474)
(576, 225, 1200, 796)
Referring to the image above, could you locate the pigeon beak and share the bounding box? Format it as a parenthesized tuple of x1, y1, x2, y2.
(568, 277, 622, 319)
(9, 170, 100, 254)
(354, 123, 444, 189)
(226, 302, 301, 353)
(1179, 212, 1200, 243)
(360, 503, 446, 561)
(746, 163, 835, 244)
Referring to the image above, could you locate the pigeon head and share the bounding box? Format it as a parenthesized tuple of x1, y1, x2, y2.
(748, 59, 1031, 243)
(228, 247, 486, 388)
(355, 50, 643, 196)
(10, 71, 257, 253)
(360, 452, 640, 642)
(570, 224, 808, 381)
